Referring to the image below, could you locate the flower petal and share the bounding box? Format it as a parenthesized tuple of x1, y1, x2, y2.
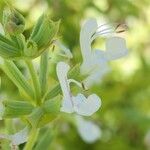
(76, 115, 101, 143)
(56, 61, 71, 100)
(105, 37, 128, 60)
(10, 127, 29, 145)
(60, 98, 74, 113)
(54, 40, 73, 59)
(82, 61, 110, 88)
(57, 62, 74, 113)
(0, 127, 29, 146)
(80, 19, 98, 61)
(73, 94, 101, 116)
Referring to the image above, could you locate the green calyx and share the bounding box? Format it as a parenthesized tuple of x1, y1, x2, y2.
(29, 14, 60, 57)
(2, 8, 25, 35)
(0, 9, 60, 59)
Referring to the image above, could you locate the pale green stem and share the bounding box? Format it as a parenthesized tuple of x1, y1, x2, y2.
(25, 60, 41, 104)
(24, 128, 39, 150)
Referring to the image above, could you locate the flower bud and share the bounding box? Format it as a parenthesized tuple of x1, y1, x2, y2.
(3, 8, 25, 35)
(29, 14, 60, 56)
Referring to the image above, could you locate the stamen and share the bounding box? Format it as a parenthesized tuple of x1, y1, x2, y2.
(81, 82, 89, 91)
(115, 23, 128, 33)
(68, 79, 82, 88)
(91, 22, 127, 42)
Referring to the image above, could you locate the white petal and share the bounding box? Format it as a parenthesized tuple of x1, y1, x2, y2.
(54, 40, 73, 59)
(80, 19, 97, 37)
(105, 37, 128, 60)
(80, 49, 106, 75)
(56, 62, 74, 113)
(56, 61, 70, 76)
(60, 98, 74, 113)
(10, 127, 29, 145)
(0, 127, 29, 146)
(76, 116, 101, 143)
(56, 62, 71, 101)
(0, 23, 5, 35)
(80, 19, 98, 61)
(82, 60, 110, 88)
(73, 94, 101, 116)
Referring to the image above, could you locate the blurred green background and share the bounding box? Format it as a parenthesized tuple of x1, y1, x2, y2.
(0, 0, 150, 150)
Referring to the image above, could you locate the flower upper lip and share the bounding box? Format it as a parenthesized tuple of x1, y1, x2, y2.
(79, 19, 128, 88)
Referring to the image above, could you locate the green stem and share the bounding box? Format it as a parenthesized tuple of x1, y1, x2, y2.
(25, 60, 41, 104)
(24, 128, 39, 150)
(39, 50, 49, 97)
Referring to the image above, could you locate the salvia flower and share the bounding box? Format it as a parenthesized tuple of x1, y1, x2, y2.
(80, 19, 128, 88)
(76, 115, 102, 143)
(56, 61, 101, 116)
(53, 40, 73, 59)
(0, 127, 29, 148)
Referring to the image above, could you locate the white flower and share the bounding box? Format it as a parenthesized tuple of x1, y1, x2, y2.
(53, 40, 73, 59)
(76, 115, 102, 143)
(0, 127, 29, 147)
(56, 61, 101, 116)
(80, 19, 128, 88)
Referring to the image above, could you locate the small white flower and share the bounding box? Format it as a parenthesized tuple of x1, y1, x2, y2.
(53, 40, 73, 59)
(76, 115, 102, 143)
(56, 61, 101, 116)
(80, 19, 128, 88)
(0, 127, 29, 147)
